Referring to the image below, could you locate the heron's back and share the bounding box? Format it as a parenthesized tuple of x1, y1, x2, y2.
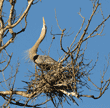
(34, 55, 58, 65)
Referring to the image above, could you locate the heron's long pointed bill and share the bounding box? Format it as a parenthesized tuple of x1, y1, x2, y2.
(43, 17, 46, 25)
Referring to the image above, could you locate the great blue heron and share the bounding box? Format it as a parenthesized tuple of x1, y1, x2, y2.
(26, 17, 59, 70)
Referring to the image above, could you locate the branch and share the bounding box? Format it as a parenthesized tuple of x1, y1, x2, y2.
(0, 0, 4, 48)
(0, 90, 34, 98)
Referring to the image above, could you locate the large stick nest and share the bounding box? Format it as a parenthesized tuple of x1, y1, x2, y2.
(23, 54, 93, 106)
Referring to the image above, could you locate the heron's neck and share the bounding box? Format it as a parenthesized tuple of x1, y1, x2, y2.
(31, 37, 42, 53)
(31, 25, 47, 53)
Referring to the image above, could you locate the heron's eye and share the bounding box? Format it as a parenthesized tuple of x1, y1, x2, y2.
(33, 55, 39, 61)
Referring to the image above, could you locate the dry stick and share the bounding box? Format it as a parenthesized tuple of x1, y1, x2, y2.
(83, 14, 110, 42)
(0, 53, 13, 72)
(69, 8, 85, 50)
(80, 79, 110, 99)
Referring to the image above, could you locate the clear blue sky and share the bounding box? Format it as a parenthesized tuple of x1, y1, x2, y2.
(0, 0, 110, 108)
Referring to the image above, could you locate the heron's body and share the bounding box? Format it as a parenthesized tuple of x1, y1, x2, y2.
(33, 55, 58, 65)
(33, 55, 58, 70)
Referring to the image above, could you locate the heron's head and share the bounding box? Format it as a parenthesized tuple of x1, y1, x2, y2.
(24, 48, 37, 62)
